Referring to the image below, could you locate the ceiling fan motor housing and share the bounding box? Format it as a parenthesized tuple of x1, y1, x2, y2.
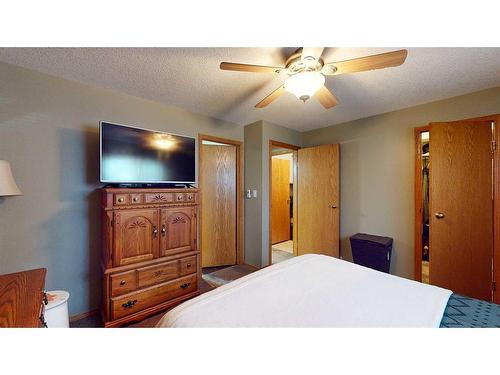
(286, 54, 324, 75)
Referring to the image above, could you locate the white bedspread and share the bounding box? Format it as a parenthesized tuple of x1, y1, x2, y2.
(157, 254, 452, 328)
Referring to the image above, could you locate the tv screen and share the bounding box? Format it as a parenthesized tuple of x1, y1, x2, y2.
(100, 122, 196, 184)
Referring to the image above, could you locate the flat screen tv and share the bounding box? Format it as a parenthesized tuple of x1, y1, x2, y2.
(100, 121, 196, 184)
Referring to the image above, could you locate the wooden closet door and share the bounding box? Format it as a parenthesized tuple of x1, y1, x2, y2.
(271, 157, 291, 244)
(114, 209, 159, 266)
(429, 120, 493, 301)
(200, 144, 237, 267)
(297, 144, 340, 257)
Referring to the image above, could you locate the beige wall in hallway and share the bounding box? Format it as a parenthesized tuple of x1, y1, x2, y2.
(302, 86, 500, 279)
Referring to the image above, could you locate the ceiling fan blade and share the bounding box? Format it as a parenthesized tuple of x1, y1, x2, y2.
(322, 49, 408, 76)
(220, 62, 284, 74)
(255, 85, 286, 108)
(301, 47, 325, 61)
(314, 86, 339, 109)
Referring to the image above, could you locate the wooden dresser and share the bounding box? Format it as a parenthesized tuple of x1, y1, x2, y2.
(101, 187, 200, 327)
(0, 268, 47, 328)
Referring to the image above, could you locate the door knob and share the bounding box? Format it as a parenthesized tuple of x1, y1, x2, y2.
(434, 212, 445, 219)
(329, 204, 337, 209)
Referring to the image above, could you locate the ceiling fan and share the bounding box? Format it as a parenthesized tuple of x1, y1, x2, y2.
(220, 48, 408, 109)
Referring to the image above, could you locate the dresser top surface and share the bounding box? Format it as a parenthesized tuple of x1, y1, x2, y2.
(102, 187, 199, 193)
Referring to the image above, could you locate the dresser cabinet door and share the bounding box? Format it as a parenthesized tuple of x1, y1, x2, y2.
(114, 209, 160, 266)
(160, 207, 196, 257)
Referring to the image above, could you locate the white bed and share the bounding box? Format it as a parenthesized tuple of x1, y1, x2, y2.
(157, 254, 452, 328)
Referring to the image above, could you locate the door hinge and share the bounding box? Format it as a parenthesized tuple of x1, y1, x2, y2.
(493, 281, 497, 292)
(492, 140, 497, 153)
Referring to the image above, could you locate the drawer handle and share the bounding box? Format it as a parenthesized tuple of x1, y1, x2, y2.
(132, 197, 139, 203)
(39, 314, 48, 328)
(177, 195, 183, 200)
(188, 195, 193, 200)
(161, 224, 166, 236)
(120, 280, 126, 286)
(122, 299, 138, 309)
(117, 197, 124, 203)
(152, 226, 158, 238)
(186, 263, 191, 268)
(180, 283, 191, 289)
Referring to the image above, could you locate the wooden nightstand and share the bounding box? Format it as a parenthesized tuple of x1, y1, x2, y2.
(0, 268, 47, 328)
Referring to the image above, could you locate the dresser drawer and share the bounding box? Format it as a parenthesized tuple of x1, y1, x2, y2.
(185, 192, 197, 203)
(114, 194, 129, 205)
(174, 193, 185, 202)
(179, 256, 197, 276)
(110, 270, 137, 297)
(130, 194, 143, 205)
(111, 274, 197, 320)
(144, 192, 173, 204)
(137, 259, 179, 289)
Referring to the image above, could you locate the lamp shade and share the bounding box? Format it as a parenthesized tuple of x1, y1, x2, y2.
(284, 71, 325, 102)
(0, 160, 22, 196)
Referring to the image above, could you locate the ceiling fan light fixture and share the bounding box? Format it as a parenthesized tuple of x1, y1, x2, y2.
(284, 71, 325, 102)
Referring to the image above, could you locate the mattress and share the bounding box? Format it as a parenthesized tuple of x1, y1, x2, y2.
(440, 294, 500, 328)
(157, 254, 453, 328)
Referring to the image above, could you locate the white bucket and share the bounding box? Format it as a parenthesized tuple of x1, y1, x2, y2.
(44, 290, 70, 328)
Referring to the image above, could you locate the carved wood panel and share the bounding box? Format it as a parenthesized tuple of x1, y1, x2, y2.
(113, 208, 159, 266)
(144, 193, 173, 204)
(160, 207, 196, 257)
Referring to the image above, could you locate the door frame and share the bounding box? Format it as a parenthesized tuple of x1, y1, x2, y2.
(268, 140, 300, 265)
(198, 134, 244, 265)
(413, 114, 500, 303)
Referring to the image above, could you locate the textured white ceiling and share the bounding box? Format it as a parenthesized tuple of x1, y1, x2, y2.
(1, 47, 499, 131)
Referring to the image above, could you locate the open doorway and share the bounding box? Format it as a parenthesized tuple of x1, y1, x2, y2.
(269, 140, 299, 265)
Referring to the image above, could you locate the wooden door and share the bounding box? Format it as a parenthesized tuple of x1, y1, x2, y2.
(159, 206, 197, 257)
(200, 144, 237, 267)
(114, 209, 159, 266)
(297, 144, 340, 257)
(429, 120, 493, 301)
(271, 157, 291, 244)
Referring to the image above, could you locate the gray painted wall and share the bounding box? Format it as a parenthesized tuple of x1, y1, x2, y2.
(243, 120, 302, 267)
(302, 86, 500, 279)
(243, 121, 263, 266)
(0, 61, 243, 316)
